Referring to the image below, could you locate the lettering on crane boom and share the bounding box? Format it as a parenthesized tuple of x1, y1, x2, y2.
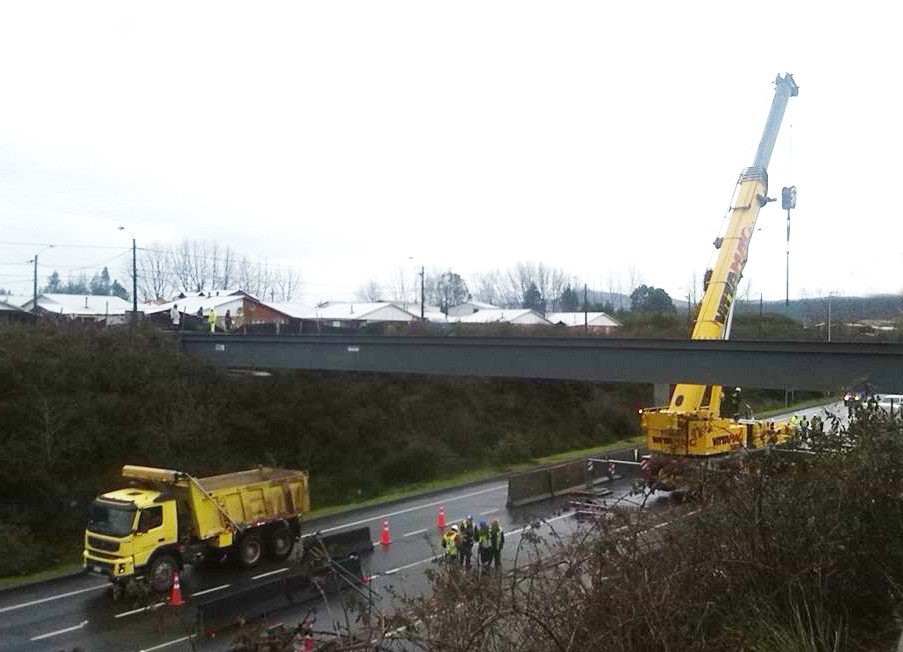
(714, 226, 754, 324)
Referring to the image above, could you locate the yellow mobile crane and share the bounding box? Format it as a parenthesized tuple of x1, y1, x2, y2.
(640, 73, 799, 457)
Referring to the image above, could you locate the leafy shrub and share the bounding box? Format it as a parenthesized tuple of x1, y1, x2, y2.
(491, 432, 533, 466)
(0, 522, 48, 576)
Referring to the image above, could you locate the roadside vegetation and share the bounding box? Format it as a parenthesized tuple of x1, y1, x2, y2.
(0, 322, 646, 579)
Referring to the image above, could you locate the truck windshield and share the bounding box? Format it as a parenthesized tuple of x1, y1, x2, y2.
(88, 501, 136, 537)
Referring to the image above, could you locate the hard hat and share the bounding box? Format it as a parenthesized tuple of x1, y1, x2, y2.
(491, 517, 499, 523)
(479, 521, 487, 528)
(451, 524, 459, 532)
(466, 514, 473, 520)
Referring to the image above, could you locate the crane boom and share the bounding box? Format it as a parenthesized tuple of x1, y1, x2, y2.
(641, 74, 798, 457)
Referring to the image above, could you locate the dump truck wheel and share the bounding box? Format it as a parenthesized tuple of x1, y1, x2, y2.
(149, 554, 177, 593)
(267, 526, 294, 560)
(237, 532, 264, 567)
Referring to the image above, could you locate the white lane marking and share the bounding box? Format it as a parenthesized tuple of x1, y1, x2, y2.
(0, 583, 107, 614)
(252, 567, 288, 580)
(507, 512, 572, 539)
(136, 635, 194, 652)
(30, 620, 88, 641)
(191, 583, 230, 597)
(403, 528, 428, 538)
(115, 602, 165, 618)
(479, 508, 499, 516)
(318, 484, 508, 534)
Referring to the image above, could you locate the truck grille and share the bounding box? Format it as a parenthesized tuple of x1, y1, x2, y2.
(85, 559, 114, 576)
(88, 536, 120, 552)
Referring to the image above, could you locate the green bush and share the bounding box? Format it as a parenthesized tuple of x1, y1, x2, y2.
(491, 432, 533, 466)
(0, 522, 49, 576)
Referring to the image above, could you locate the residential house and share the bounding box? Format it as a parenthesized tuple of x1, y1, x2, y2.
(546, 311, 622, 334)
(146, 290, 292, 332)
(20, 293, 134, 324)
(451, 308, 551, 326)
(267, 301, 420, 333)
(447, 300, 500, 317)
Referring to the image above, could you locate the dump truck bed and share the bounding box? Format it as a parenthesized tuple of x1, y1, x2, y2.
(188, 467, 309, 541)
(119, 465, 310, 542)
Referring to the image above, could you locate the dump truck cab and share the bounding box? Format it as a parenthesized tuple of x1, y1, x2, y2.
(84, 488, 179, 589)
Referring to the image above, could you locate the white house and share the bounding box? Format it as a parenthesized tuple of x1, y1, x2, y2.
(451, 308, 551, 326)
(266, 301, 420, 330)
(21, 293, 134, 324)
(546, 311, 622, 333)
(447, 301, 500, 317)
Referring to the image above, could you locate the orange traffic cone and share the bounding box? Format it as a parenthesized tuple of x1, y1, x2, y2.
(437, 504, 446, 529)
(380, 519, 391, 545)
(170, 570, 185, 606)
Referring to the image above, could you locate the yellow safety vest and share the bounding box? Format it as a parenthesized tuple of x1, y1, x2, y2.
(444, 532, 458, 556)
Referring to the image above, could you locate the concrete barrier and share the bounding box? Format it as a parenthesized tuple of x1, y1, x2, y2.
(506, 467, 553, 507)
(507, 457, 624, 507)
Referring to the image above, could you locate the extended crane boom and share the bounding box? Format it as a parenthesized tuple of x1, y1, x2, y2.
(641, 74, 799, 457)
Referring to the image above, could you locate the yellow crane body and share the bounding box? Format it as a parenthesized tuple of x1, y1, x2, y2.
(641, 74, 799, 457)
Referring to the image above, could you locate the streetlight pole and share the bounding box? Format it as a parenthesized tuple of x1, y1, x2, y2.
(420, 265, 425, 320)
(827, 293, 834, 343)
(118, 226, 138, 322)
(30, 245, 54, 313)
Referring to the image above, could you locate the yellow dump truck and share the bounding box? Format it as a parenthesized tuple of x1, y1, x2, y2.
(83, 465, 310, 593)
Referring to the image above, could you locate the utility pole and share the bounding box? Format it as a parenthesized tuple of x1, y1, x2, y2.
(583, 283, 588, 331)
(420, 265, 425, 320)
(33, 255, 38, 314)
(30, 244, 53, 314)
(118, 226, 138, 324)
(827, 293, 833, 343)
(131, 237, 137, 317)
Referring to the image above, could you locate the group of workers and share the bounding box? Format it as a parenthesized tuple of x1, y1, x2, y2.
(169, 304, 233, 333)
(790, 413, 823, 436)
(442, 515, 505, 572)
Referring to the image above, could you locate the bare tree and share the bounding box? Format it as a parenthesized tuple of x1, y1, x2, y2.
(273, 267, 303, 302)
(186, 240, 211, 292)
(470, 269, 505, 307)
(607, 269, 623, 311)
(387, 267, 416, 303)
(355, 279, 382, 302)
(237, 256, 257, 297)
(219, 246, 235, 290)
(626, 265, 645, 297)
(169, 241, 193, 294)
(134, 243, 173, 301)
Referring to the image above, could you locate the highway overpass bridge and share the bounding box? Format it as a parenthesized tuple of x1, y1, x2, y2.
(178, 334, 903, 395)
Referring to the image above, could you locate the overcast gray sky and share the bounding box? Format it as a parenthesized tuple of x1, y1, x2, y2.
(1, 1, 899, 305)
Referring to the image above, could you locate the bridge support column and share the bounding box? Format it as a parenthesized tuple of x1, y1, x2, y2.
(653, 383, 671, 407)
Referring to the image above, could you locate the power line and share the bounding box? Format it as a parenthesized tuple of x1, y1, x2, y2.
(0, 240, 124, 250)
